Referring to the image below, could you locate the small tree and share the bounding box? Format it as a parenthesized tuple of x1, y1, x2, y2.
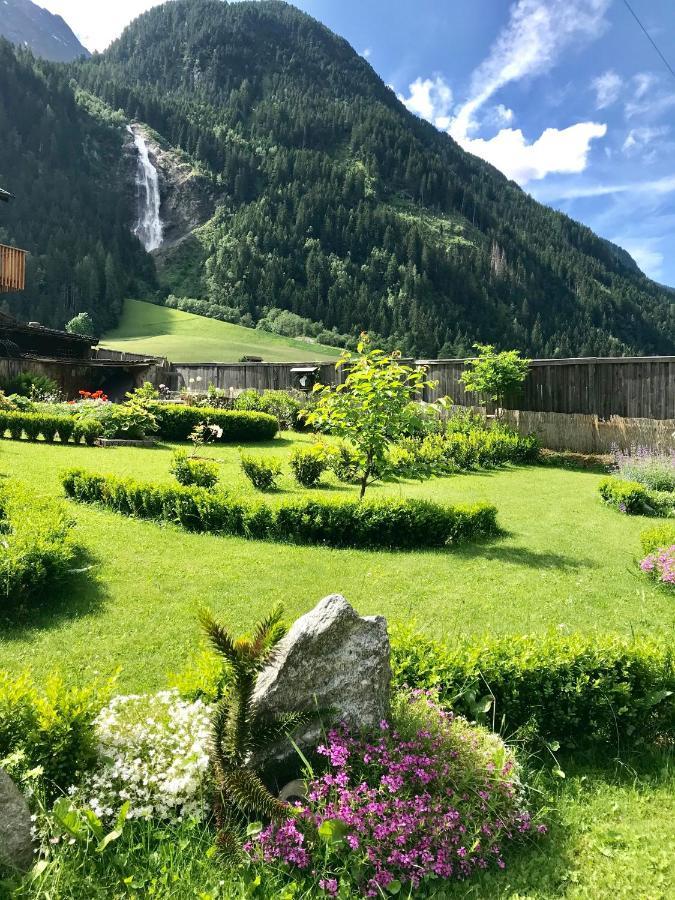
(306, 334, 436, 498)
(460, 343, 530, 408)
(65, 312, 95, 337)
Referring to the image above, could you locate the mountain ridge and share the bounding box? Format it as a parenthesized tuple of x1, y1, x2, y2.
(0, 0, 90, 62)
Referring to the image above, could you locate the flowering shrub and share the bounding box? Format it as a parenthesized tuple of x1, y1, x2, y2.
(78, 690, 211, 822)
(78, 389, 109, 402)
(640, 545, 675, 587)
(612, 445, 675, 493)
(247, 693, 541, 896)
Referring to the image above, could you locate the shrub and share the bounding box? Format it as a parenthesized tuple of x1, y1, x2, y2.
(0, 671, 112, 798)
(390, 628, 675, 751)
(170, 450, 219, 489)
(326, 439, 361, 483)
(62, 469, 500, 550)
(247, 692, 541, 895)
(0, 410, 85, 444)
(0, 371, 59, 399)
(77, 690, 211, 822)
(240, 453, 283, 491)
(0, 484, 79, 603)
(289, 445, 327, 487)
(147, 403, 278, 442)
(235, 389, 306, 430)
(611, 446, 675, 493)
(641, 523, 675, 555)
(598, 476, 675, 517)
(460, 344, 530, 405)
(72, 417, 103, 446)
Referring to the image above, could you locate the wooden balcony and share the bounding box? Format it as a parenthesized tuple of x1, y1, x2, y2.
(0, 243, 27, 292)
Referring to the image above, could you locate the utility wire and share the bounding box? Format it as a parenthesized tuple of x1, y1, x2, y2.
(622, 0, 675, 81)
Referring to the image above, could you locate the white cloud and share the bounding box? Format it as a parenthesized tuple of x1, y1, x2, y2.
(449, 0, 610, 141)
(614, 238, 663, 279)
(398, 75, 453, 126)
(532, 173, 675, 202)
(622, 126, 669, 154)
(591, 70, 622, 109)
(460, 122, 607, 183)
(36, 1, 167, 52)
(634, 72, 657, 100)
(362, 47, 372, 59)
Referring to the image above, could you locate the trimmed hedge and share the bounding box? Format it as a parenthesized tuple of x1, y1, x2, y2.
(0, 410, 97, 444)
(147, 402, 278, 442)
(62, 468, 499, 549)
(641, 523, 675, 555)
(391, 628, 675, 751)
(0, 484, 79, 603)
(599, 476, 675, 517)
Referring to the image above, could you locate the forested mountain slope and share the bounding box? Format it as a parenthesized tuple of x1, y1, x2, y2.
(0, 39, 155, 330)
(1, 0, 673, 357)
(0, 0, 89, 62)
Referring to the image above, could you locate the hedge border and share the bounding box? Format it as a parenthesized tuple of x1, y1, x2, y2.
(61, 468, 500, 550)
(147, 403, 278, 442)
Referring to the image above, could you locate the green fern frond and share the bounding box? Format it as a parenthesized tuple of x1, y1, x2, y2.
(199, 608, 238, 664)
(222, 768, 288, 822)
(250, 603, 286, 658)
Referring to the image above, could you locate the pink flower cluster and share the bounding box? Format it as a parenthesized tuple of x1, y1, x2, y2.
(247, 699, 543, 896)
(640, 545, 675, 586)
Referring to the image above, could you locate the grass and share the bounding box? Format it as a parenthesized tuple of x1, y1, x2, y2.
(101, 299, 342, 363)
(0, 434, 672, 693)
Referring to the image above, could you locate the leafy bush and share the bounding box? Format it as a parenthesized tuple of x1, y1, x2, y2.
(641, 523, 675, 555)
(391, 628, 675, 751)
(240, 453, 283, 491)
(289, 445, 327, 487)
(0, 484, 79, 603)
(325, 439, 361, 483)
(77, 690, 211, 822)
(234, 389, 306, 430)
(170, 450, 219, 489)
(0, 371, 59, 399)
(147, 403, 278, 442)
(0, 671, 112, 797)
(460, 344, 530, 405)
(611, 446, 675, 493)
(598, 476, 675, 517)
(247, 692, 542, 895)
(62, 469, 500, 549)
(72, 417, 103, 446)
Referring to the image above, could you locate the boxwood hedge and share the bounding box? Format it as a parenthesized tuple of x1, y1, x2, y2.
(62, 468, 499, 550)
(147, 403, 278, 442)
(391, 627, 675, 751)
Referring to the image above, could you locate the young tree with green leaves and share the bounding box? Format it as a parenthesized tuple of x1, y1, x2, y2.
(307, 334, 437, 498)
(460, 343, 530, 408)
(65, 311, 95, 337)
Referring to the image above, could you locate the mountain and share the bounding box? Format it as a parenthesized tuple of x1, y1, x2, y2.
(2, 0, 674, 357)
(0, 0, 90, 62)
(0, 38, 155, 331)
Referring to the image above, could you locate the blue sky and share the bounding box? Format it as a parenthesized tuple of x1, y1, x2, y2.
(41, 0, 675, 285)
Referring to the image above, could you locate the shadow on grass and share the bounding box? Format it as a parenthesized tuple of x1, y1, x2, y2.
(0, 551, 108, 640)
(454, 541, 597, 570)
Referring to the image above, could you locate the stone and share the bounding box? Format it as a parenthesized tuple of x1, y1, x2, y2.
(252, 594, 391, 749)
(0, 768, 34, 873)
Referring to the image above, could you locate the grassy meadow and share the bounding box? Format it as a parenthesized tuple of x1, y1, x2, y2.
(101, 299, 342, 362)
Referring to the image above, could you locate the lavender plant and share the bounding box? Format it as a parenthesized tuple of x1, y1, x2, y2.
(611, 445, 675, 493)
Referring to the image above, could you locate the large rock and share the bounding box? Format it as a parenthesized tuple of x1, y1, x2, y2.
(0, 769, 34, 873)
(252, 594, 391, 749)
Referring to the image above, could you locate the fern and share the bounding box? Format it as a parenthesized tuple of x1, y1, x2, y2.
(201, 604, 314, 861)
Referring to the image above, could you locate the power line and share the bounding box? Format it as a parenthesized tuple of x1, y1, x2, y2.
(622, 0, 675, 81)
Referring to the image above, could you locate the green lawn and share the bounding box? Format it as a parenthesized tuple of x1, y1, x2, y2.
(0, 434, 672, 693)
(101, 299, 342, 362)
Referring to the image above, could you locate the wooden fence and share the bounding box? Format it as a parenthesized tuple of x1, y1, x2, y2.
(171, 356, 674, 420)
(0, 243, 27, 293)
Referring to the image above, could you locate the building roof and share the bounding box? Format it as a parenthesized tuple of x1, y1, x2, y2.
(0, 311, 98, 347)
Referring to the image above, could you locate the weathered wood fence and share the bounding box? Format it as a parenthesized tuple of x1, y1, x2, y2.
(166, 356, 674, 452)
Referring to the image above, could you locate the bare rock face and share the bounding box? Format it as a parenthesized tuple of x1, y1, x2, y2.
(0, 769, 34, 873)
(252, 595, 391, 743)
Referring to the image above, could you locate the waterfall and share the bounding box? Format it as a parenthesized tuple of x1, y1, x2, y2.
(128, 125, 163, 252)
